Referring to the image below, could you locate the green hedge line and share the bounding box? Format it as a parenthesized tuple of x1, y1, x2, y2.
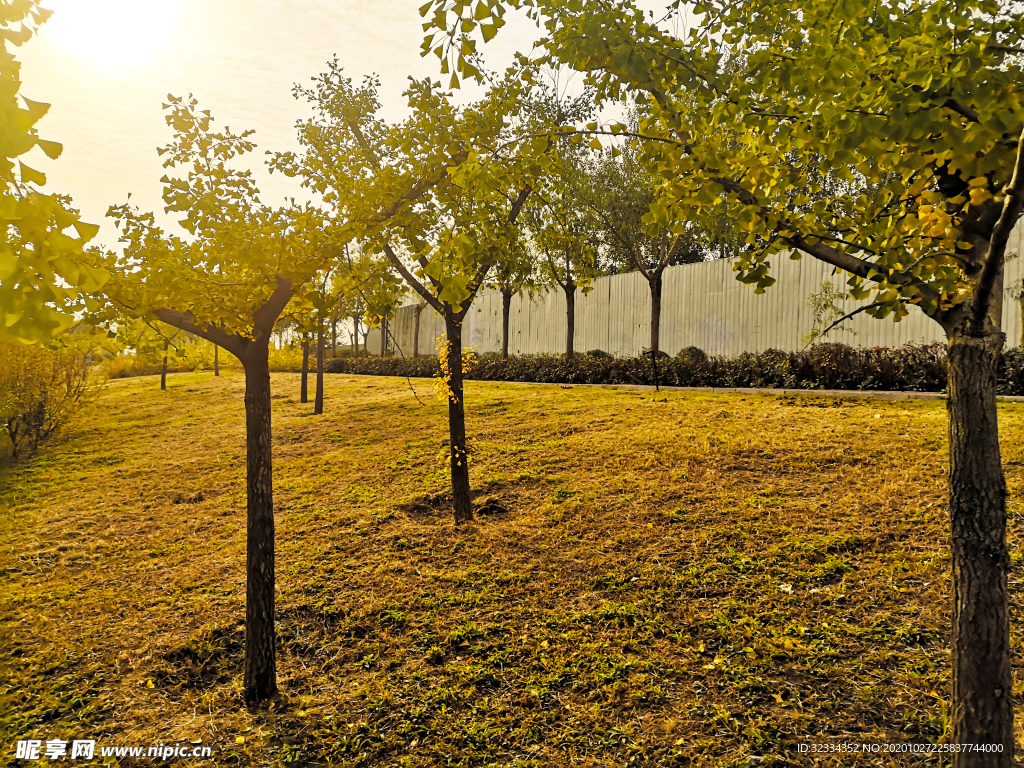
(324, 343, 1024, 396)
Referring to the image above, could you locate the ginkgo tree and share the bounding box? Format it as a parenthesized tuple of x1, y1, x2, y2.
(483, 231, 536, 358)
(426, 0, 1024, 760)
(1, 0, 106, 342)
(524, 156, 601, 360)
(271, 61, 538, 523)
(102, 95, 335, 702)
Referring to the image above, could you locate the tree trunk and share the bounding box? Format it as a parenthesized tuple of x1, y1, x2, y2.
(565, 282, 576, 360)
(946, 328, 1012, 766)
(331, 310, 337, 358)
(502, 288, 513, 359)
(413, 304, 423, 358)
(444, 315, 473, 524)
(314, 323, 324, 415)
(300, 335, 309, 404)
(380, 319, 388, 357)
(650, 273, 663, 355)
(241, 345, 276, 702)
(214, 344, 220, 377)
(160, 339, 168, 390)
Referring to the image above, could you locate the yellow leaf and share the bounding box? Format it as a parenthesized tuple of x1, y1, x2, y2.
(21, 97, 51, 121)
(235, 736, 245, 744)
(19, 162, 46, 186)
(37, 139, 63, 160)
(73, 221, 100, 242)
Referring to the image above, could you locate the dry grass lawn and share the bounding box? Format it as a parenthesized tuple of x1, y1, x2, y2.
(4, 371, 1024, 767)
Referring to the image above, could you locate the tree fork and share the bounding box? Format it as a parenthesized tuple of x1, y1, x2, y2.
(946, 329, 1012, 766)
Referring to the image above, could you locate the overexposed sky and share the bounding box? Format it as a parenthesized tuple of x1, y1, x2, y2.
(17, 0, 543, 248)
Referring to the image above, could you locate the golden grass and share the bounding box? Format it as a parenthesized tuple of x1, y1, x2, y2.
(3, 371, 1024, 767)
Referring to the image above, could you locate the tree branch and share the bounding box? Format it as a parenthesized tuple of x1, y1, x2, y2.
(252, 277, 295, 338)
(804, 301, 885, 349)
(152, 308, 247, 359)
(971, 126, 1024, 335)
(380, 241, 445, 315)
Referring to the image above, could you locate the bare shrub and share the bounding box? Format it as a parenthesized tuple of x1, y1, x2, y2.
(0, 341, 94, 460)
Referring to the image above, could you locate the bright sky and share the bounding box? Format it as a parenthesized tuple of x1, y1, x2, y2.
(17, 0, 544, 248)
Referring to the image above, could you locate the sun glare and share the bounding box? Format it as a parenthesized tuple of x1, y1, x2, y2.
(40, 0, 180, 71)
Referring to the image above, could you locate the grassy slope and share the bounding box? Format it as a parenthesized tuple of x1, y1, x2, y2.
(2, 372, 1024, 767)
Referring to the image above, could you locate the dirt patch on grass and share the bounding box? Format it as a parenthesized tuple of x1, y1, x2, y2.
(2, 372, 1024, 766)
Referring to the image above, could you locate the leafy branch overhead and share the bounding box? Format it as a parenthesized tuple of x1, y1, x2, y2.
(0, 0, 106, 342)
(420, 0, 1024, 331)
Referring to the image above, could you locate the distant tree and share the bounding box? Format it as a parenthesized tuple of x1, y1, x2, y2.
(484, 234, 538, 358)
(521, 80, 603, 360)
(583, 144, 734, 354)
(412, 298, 428, 357)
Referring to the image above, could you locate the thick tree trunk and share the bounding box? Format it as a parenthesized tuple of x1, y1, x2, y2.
(444, 315, 473, 524)
(160, 339, 168, 390)
(300, 335, 309, 404)
(650, 274, 663, 355)
(565, 282, 576, 360)
(241, 346, 276, 702)
(413, 304, 423, 358)
(314, 324, 324, 415)
(946, 328, 1012, 766)
(214, 344, 220, 377)
(502, 288, 513, 359)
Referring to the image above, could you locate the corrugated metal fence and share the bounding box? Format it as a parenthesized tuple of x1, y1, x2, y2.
(370, 223, 1024, 357)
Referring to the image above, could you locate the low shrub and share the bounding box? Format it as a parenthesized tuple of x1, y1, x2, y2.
(325, 355, 441, 378)
(586, 349, 612, 358)
(0, 341, 96, 460)
(99, 344, 304, 378)
(318, 342, 1015, 394)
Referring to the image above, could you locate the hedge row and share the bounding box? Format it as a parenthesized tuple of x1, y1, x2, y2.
(324, 343, 1024, 396)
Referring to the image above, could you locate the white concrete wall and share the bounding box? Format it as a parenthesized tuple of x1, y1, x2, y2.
(379, 222, 1024, 358)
